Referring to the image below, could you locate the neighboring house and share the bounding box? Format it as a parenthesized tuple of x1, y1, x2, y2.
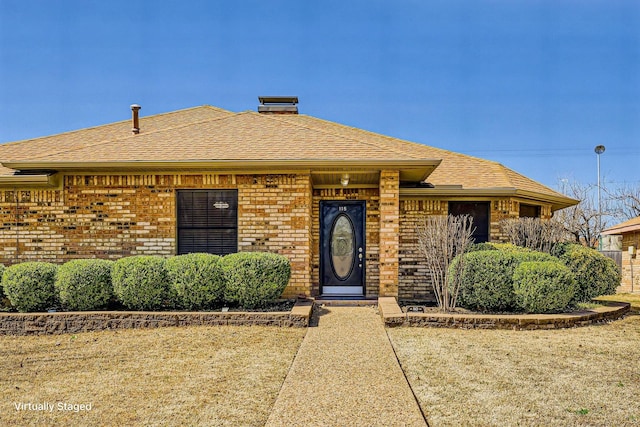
(0, 97, 577, 301)
(603, 216, 640, 293)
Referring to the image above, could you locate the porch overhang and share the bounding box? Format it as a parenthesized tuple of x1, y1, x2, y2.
(400, 186, 579, 212)
(0, 172, 62, 189)
(1, 159, 441, 188)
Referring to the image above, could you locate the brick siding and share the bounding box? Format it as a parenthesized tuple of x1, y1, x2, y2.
(619, 231, 640, 293)
(0, 172, 558, 301)
(0, 173, 312, 299)
(398, 197, 553, 301)
(378, 170, 400, 297)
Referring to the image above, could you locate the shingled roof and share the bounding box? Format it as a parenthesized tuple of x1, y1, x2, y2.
(602, 216, 640, 235)
(0, 104, 576, 210)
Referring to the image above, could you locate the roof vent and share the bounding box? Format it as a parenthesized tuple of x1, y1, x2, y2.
(258, 96, 298, 114)
(130, 104, 141, 134)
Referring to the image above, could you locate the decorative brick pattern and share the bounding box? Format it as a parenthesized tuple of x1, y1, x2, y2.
(378, 170, 400, 297)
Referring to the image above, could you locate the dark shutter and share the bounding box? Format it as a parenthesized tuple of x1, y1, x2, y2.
(177, 190, 238, 255)
(448, 201, 490, 243)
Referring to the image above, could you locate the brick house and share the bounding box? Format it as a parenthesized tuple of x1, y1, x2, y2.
(603, 216, 640, 293)
(0, 98, 576, 300)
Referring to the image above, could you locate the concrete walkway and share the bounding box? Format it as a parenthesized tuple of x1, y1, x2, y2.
(265, 305, 427, 427)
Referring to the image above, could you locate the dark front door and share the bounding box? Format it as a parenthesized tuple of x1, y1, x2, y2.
(320, 201, 365, 296)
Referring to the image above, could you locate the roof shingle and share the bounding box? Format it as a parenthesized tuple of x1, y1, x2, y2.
(0, 104, 571, 205)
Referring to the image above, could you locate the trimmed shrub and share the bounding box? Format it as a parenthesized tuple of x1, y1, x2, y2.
(55, 259, 114, 311)
(554, 244, 621, 303)
(452, 248, 555, 312)
(222, 252, 290, 309)
(112, 256, 170, 310)
(466, 242, 498, 253)
(2, 262, 58, 312)
(0, 263, 9, 310)
(489, 243, 533, 252)
(513, 261, 577, 313)
(166, 253, 225, 310)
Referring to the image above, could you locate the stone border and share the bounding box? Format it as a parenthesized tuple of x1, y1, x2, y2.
(0, 299, 313, 336)
(378, 297, 630, 330)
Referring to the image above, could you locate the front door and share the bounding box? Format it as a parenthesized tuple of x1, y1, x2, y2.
(320, 201, 365, 296)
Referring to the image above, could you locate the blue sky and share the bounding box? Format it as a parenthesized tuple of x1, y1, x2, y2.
(0, 0, 638, 190)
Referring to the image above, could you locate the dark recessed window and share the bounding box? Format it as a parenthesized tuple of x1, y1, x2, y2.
(519, 204, 540, 218)
(448, 201, 490, 243)
(177, 190, 238, 255)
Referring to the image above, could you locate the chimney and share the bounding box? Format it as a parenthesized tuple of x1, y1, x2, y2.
(130, 104, 141, 134)
(258, 96, 298, 114)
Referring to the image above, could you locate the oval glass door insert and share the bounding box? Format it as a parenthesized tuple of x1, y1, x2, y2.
(330, 214, 355, 280)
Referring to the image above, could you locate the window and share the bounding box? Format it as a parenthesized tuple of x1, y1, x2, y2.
(519, 204, 540, 218)
(177, 190, 238, 255)
(448, 201, 490, 243)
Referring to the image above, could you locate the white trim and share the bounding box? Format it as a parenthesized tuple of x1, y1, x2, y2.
(321, 286, 364, 296)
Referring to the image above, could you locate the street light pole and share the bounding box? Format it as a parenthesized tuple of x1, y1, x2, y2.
(594, 145, 606, 245)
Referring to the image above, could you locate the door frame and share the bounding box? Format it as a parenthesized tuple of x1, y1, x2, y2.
(319, 200, 366, 296)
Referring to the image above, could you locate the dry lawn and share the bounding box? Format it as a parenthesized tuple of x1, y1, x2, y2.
(389, 315, 640, 427)
(597, 293, 640, 310)
(1, 326, 306, 426)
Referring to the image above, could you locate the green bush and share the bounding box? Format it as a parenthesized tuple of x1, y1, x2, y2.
(554, 244, 621, 303)
(466, 242, 498, 253)
(2, 262, 58, 312)
(513, 261, 577, 313)
(166, 253, 225, 310)
(489, 243, 533, 252)
(55, 259, 114, 311)
(222, 252, 290, 309)
(452, 248, 555, 312)
(112, 256, 170, 310)
(0, 264, 12, 310)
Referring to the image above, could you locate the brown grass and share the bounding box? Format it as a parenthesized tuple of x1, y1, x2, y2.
(597, 293, 640, 310)
(389, 315, 640, 427)
(1, 326, 306, 426)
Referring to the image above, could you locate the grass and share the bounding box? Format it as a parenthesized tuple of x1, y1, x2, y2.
(388, 314, 640, 427)
(596, 293, 640, 310)
(1, 326, 306, 426)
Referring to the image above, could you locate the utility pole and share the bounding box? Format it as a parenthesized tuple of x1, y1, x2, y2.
(594, 145, 605, 248)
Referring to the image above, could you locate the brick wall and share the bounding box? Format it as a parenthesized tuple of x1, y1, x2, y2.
(398, 199, 447, 301)
(237, 174, 312, 298)
(398, 197, 553, 301)
(619, 231, 640, 293)
(311, 187, 380, 297)
(0, 173, 312, 298)
(378, 170, 400, 297)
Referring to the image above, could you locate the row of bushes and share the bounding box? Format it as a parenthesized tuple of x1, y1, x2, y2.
(1, 252, 291, 313)
(452, 243, 620, 313)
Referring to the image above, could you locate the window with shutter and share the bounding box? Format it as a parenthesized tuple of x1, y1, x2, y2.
(177, 190, 238, 255)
